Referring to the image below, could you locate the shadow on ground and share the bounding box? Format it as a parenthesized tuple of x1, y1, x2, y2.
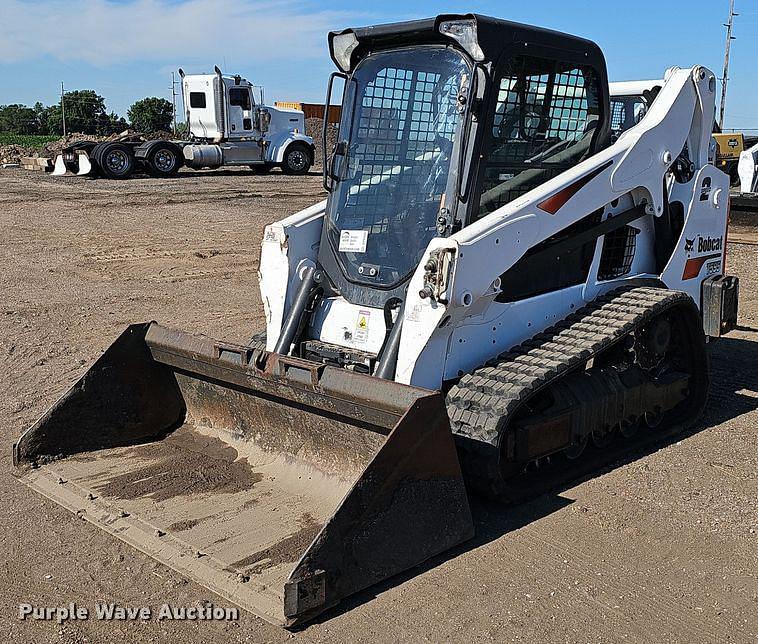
(303, 334, 758, 628)
(170, 168, 322, 179)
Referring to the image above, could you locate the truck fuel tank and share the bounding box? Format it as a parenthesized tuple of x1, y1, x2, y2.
(183, 144, 223, 169)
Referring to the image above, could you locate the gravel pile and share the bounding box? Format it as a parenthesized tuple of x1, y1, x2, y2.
(305, 117, 338, 170)
(44, 133, 106, 156)
(1, 134, 108, 165)
(1, 130, 175, 165)
(1, 144, 36, 165)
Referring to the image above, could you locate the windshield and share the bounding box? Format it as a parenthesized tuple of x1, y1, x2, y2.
(327, 47, 470, 288)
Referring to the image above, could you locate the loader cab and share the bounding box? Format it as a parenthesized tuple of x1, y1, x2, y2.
(608, 80, 663, 141)
(318, 14, 611, 308)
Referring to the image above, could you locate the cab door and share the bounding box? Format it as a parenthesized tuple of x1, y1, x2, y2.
(227, 86, 254, 137)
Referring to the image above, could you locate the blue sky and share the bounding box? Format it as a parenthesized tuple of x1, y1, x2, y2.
(1, 0, 755, 130)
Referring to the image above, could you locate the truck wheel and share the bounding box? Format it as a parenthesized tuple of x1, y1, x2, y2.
(146, 144, 182, 177)
(282, 143, 312, 175)
(96, 142, 135, 180)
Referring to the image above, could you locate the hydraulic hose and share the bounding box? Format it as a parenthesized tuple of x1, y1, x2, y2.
(274, 266, 316, 356)
(374, 300, 405, 380)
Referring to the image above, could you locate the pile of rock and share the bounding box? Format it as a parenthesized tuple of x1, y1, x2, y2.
(1, 144, 36, 166)
(0, 134, 103, 166)
(41, 133, 105, 158)
(1, 130, 175, 167)
(304, 117, 339, 170)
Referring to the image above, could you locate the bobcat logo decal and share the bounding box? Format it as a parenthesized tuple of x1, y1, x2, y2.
(684, 237, 694, 252)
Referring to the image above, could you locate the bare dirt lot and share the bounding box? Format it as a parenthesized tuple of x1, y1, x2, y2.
(1, 168, 756, 644)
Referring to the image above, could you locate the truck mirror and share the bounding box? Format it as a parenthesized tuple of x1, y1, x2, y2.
(256, 108, 271, 134)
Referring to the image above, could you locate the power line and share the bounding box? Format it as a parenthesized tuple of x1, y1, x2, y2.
(60, 81, 66, 136)
(719, 0, 738, 130)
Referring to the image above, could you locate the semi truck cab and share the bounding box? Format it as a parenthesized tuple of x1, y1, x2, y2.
(180, 66, 314, 173)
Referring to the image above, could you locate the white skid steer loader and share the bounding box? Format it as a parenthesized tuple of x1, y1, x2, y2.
(15, 14, 739, 627)
(738, 141, 758, 194)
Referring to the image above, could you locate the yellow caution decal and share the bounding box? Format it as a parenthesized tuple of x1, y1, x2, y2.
(355, 310, 370, 343)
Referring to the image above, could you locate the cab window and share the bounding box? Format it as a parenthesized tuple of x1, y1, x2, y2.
(475, 56, 601, 218)
(189, 92, 206, 109)
(610, 96, 648, 140)
(229, 88, 251, 110)
(611, 99, 626, 133)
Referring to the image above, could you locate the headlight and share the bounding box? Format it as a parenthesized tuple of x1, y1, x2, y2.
(331, 31, 359, 72)
(438, 18, 484, 61)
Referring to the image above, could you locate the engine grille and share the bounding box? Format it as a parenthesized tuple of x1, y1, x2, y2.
(598, 225, 637, 281)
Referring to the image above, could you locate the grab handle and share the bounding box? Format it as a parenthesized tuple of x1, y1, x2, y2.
(272, 355, 325, 386)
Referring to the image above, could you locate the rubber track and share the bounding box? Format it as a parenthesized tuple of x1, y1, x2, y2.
(446, 286, 707, 497)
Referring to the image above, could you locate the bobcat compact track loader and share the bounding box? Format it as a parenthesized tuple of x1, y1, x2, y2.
(14, 14, 739, 627)
(738, 140, 758, 194)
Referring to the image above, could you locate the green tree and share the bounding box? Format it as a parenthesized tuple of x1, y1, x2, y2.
(33, 102, 50, 134)
(0, 91, 127, 136)
(48, 90, 108, 135)
(37, 104, 60, 135)
(0, 104, 39, 134)
(127, 97, 173, 133)
(106, 111, 129, 134)
(93, 111, 129, 136)
(174, 121, 189, 138)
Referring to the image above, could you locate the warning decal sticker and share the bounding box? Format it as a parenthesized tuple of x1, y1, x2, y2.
(339, 230, 369, 254)
(355, 309, 370, 343)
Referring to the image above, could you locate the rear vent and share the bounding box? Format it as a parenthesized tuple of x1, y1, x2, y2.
(598, 225, 637, 280)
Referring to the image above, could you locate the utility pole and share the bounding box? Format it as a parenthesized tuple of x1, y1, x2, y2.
(60, 81, 67, 137)
(169, 72, 178, 135)
(719, 0, 737, 129)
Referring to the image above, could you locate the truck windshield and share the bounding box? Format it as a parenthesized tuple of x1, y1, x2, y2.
(327, 47, 470, 288)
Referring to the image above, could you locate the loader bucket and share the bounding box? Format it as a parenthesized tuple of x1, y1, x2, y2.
(13, 323, 473, 627)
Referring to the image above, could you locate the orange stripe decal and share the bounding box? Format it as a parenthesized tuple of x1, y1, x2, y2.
(682, 253, 720, 280)
(537, 161, 613, 215)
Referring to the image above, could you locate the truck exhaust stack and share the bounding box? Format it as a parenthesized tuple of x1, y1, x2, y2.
(13, 323, 474, 627)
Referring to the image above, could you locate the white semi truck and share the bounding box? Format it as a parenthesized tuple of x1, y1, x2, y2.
(53, 67, 315, 179)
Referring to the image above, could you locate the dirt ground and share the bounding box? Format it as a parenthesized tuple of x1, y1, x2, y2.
(1, 168, 756, 644)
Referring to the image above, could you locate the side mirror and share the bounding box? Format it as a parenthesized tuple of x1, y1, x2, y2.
(256, 107, 271, 134)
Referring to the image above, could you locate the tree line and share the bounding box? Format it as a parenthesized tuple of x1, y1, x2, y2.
(0, 91, 176, 136)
